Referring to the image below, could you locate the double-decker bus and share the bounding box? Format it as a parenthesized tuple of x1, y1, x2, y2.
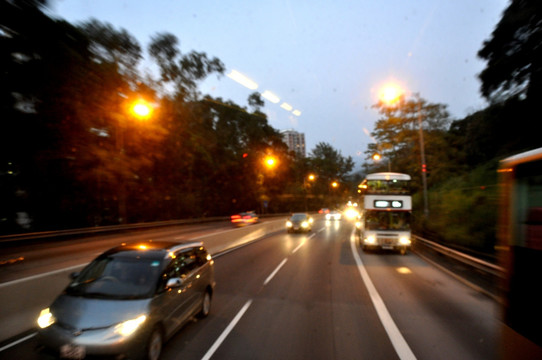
(356, 172, 412, 255)
(497, 148, 542, 358)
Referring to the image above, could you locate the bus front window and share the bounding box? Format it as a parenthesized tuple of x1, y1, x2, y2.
(365, 211, 410, 231)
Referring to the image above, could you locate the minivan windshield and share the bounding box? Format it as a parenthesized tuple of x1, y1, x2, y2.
(66, 255, 162, 299)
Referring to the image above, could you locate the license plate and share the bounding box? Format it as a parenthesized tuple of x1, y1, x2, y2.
(382, 245, 394, 250)
(60, 344, 85, 359)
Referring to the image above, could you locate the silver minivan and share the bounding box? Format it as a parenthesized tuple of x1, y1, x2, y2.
(37, 241, 215, 360)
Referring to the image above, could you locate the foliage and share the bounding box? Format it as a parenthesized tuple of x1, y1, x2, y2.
(2, 6, 357, 232)
(367, 94, 452, 192)
(413, 162, 499, 252)
(359, 1, 542, 253)
(478, 0, 542, 104)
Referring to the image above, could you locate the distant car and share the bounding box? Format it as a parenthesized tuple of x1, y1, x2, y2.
(318, 208, 330, 214)
(37, 241, 215, 360)
(286, 213, 313, 233)
(231, 211, 259, 226)
(325, 210, 342, 220)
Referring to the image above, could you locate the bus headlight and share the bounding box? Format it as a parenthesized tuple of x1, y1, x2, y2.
(399, 237, 411, 245)
(365, 235, 376, 244)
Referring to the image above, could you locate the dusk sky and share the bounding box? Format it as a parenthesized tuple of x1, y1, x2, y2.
(49, 0, 509, 168)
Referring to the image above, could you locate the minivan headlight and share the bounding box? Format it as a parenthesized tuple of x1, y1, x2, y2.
(114, 315, 147, 337)
(286, 221, 293, 227)
(37, 308, 56, 328)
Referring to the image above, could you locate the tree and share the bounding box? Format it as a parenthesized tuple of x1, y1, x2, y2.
(309, 142, 354, 187)
(478, 0, 542, 103)
(149, 33, 225, 101)
(368, 94, 452, 188)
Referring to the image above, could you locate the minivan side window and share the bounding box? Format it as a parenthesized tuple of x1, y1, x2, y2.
(177, 249, 198, 278)
(195, 247, 209, 266)
(156, 259, 180, 293)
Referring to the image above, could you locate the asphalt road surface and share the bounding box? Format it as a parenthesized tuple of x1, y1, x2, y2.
(0, 218, 500, 359)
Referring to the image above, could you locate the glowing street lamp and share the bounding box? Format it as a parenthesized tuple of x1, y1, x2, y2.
(379, 83, 403, 105)
(130, 99, 153, 120)
(264, 155, 277, 169)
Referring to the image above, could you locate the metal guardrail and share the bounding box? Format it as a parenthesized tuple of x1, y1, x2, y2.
(412, 235, 505, 302)
(0, 217, 230, 245)
(413, 235, 504, 276)
(0, 213, 294, 246)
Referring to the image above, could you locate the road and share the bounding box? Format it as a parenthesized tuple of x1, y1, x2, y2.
(0, 218, 500, 359)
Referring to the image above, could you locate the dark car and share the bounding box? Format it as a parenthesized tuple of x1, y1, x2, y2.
(37, 241, 215, 360)
(286, 212, 314, 233)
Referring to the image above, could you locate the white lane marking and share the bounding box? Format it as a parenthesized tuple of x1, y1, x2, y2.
(292, 240, 306, 254)
(201, 300, 253, 360)
(349, 232, 417, 360)
(0, 263, 86, 289)
(0, 332, 36, 352)
(263, 258, 288, 286)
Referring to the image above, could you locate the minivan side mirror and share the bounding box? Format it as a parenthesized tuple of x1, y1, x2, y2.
(166, 277, 182, 288)
(70, 272, 80, 279)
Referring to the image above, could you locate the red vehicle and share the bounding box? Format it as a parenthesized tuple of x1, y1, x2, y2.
(230, 211, 259, 226)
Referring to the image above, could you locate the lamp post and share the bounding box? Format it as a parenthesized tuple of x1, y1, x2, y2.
(116, 98, 154, 224)
(304, 173, 316, 211)
(417, 101, 429, 217)
(378, 82, 429, 217)
(372, 152, 391, 172)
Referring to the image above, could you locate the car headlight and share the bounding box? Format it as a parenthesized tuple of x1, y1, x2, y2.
(325, 214, 331, 220)
(399, 237, 411, 245)
(286, 221, 293, 227)
(37, 308, 56, 329)
(355, 221, 362, 229)
(365, 235, 376, 244)
(114, 315, 147, 337)
(301, 221, 309, 228)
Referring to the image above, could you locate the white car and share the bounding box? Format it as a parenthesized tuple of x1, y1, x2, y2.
(325, 210, 342, 220)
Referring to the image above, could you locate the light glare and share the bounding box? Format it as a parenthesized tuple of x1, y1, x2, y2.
(261, 90, 280, 103)
(227, 70, 258, 90)
(280, 102, 293, 111)
(380, 83, 403, 105)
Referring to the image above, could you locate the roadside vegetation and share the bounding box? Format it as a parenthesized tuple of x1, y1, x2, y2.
(1, 0, 541, 257)
(362, 1, 542, 253)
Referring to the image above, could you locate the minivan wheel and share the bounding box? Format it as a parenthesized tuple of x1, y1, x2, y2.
(197, 291, 211, 318)
(145, 328, 162, 360)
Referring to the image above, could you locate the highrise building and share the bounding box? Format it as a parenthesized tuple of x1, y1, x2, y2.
(281, 130, 306, 157)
